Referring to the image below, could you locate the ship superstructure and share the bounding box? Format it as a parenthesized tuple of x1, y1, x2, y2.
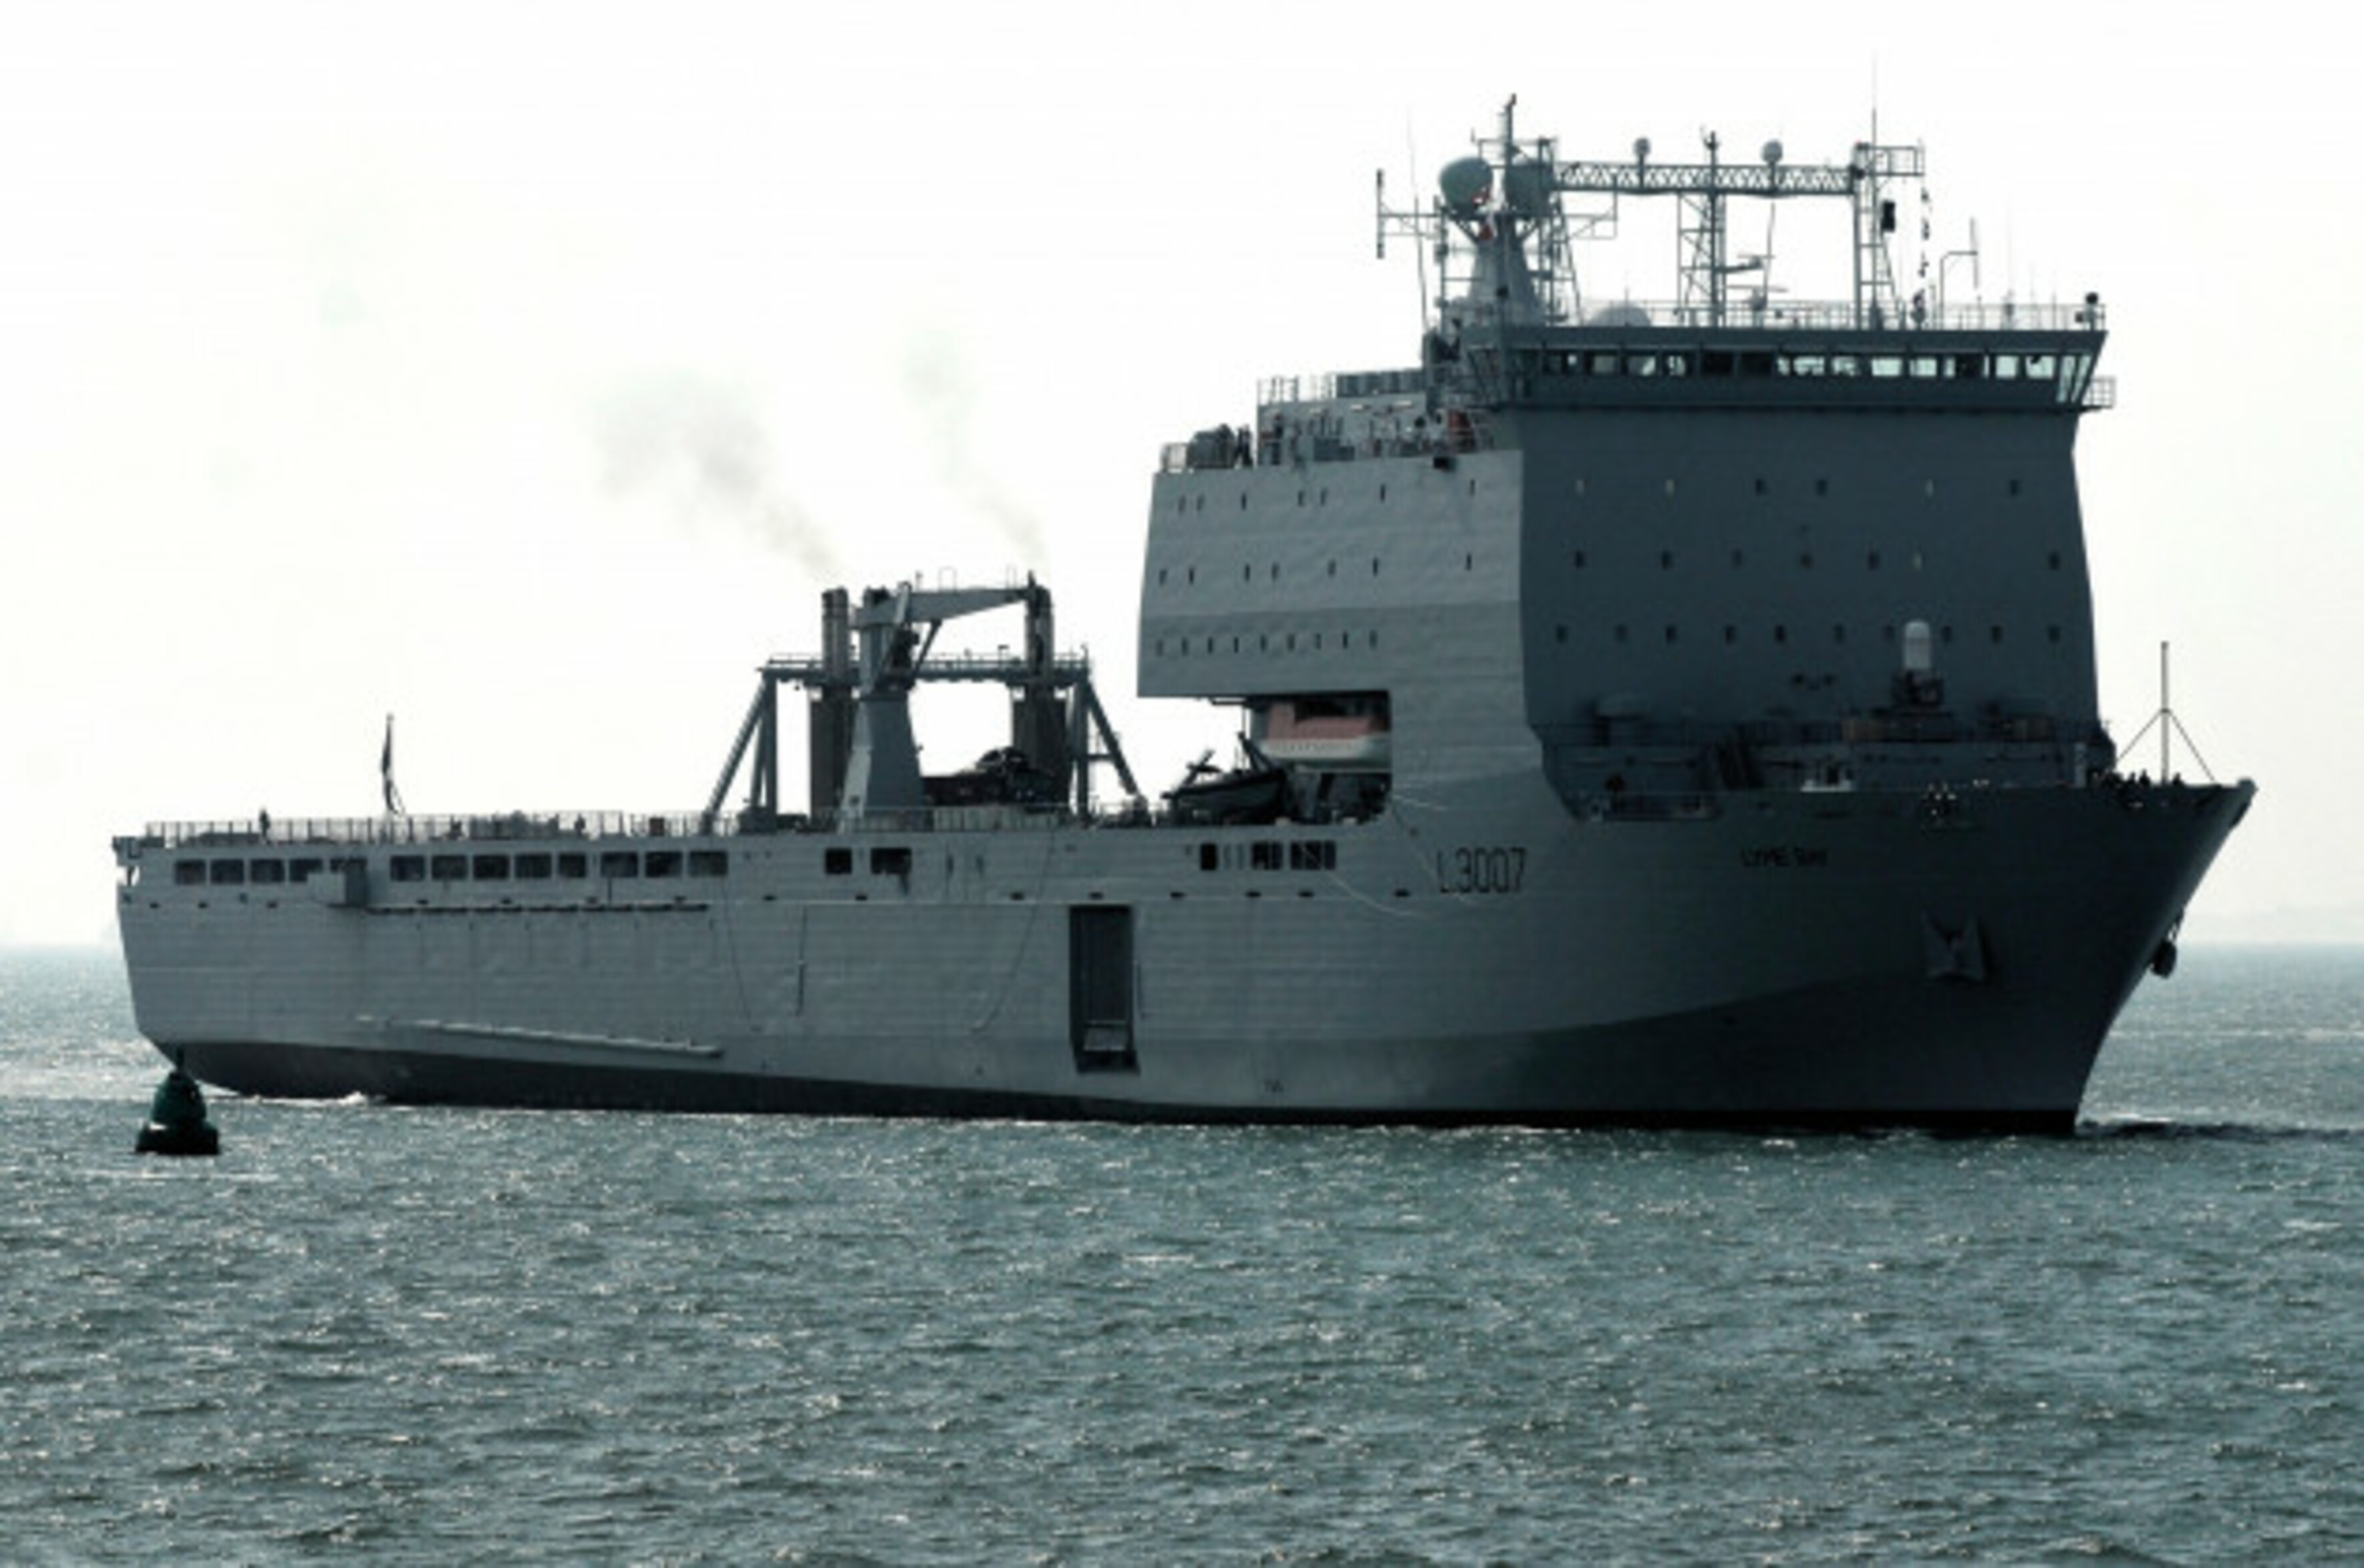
(112, 104, 2251, 1129)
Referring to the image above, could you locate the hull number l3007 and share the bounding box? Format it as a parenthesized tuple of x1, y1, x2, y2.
(1436, 846, 1527, 895)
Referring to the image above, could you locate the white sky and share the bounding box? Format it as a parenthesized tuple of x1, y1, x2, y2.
(3, 1, 2356, 946)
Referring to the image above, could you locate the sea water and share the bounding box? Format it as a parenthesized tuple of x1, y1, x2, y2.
(3, 946, 2359, 1562)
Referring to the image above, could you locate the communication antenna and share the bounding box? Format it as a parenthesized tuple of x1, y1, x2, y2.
(1407, 121, 1431, 332)
(2120, 641, 2220, 783)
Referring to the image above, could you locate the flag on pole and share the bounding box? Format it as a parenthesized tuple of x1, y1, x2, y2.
(382, 714, 405, 816)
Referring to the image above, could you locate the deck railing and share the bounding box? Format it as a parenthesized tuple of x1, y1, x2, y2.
(126, 800, 1172, 852)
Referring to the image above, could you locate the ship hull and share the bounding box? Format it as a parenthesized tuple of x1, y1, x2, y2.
(116, 778, 2250, 1130)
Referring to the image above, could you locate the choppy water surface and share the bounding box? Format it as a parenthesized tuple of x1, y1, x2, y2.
(4, 946, 2360, 1561)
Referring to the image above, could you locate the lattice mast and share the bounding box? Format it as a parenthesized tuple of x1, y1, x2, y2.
(1379, 96, 1928, 331)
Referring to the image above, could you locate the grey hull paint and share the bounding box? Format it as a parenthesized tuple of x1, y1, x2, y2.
(120, 780, 2249, 1130)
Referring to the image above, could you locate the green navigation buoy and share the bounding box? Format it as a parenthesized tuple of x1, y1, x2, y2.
(134, 1056, 220, 1157)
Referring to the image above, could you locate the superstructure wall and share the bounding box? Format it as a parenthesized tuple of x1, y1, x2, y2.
(1509, 402, 2099, 733)
(1138, 452, 1541, 782)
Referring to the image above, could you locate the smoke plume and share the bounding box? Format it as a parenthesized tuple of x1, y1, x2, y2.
(589, 371, 842, 577)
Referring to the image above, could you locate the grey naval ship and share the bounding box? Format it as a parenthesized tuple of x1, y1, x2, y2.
(114, 104, 2252, 1130)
